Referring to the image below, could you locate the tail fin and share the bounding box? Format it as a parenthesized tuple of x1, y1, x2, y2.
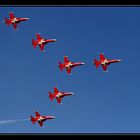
(32, 39, 37, 48)
(58, 62, 64, 71)
(30, 116, 36, 124)
(48, 92, 55, 101)
(4, 17, 11, 26)
(94, 59, 100, 68)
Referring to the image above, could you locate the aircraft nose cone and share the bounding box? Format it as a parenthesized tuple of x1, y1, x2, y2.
(24, 18, 29, 20)
(81, 62, 85, 65)
(70, 92, 75, 95)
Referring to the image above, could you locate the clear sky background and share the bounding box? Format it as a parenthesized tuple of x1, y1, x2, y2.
(0, 7, 140, 133)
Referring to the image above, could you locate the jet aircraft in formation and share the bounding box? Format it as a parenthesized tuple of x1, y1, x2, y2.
(3, 12, 123, 128)
(4, 12, 29, 30)
(58, 56, 85, 74)
(32, 33, 57, 51)
(48, 87, 74, 104)
(30, 111, 55, 127)
(94, 53, 121, 71)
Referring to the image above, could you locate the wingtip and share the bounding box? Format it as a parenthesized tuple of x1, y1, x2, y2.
(35, 110, 40, 113)
(8, 11, 14, 13)
(36, 33, 41, 35)
(14, 28, 19, 30)
(40, 50, 46, 52)
(54, 85, 58, 88)
(103, 70, 108, 72)
(64, 55, 68, 57)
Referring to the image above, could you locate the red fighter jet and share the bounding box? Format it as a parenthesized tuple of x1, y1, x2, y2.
(48, 87, 74, 104)
(30, 111, 55, 127)
(4, 12, 29, 30)
(32, 33, 57, 51)
(94, 53, 121, 71)
(58, 56, 85, 74)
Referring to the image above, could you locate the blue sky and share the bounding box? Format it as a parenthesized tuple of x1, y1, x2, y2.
(0, 7, 140, 133)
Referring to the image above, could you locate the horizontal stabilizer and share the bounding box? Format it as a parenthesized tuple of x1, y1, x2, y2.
(94, 59, 100, 68)
(58, 62, 64, 71)
(32, 39, 37, 48)
(48, 92, 55, 101)
(4, 17, 11, 26)
(30, 116, 36, 124)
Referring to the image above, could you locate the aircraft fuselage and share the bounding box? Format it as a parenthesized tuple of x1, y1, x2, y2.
(37, 116, 46, 122)
(56, 92, 64, 98)
(65, 62, 73, 68)
(38, 39, 46, 45)
(11, 17, 29, 24)
(101, 59, 121, 66)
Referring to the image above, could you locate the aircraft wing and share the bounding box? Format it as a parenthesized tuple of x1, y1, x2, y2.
(100, 54, 105, 61)
(9, 12, 15, 19)
(13, 23, 17, 29)
(54, 87, 59, 93)
(38, 121, 43, 127)
(64, 56, 69, 63)
(101, 64, 107, 71)
(66, 67, 71, 74)
(35, 111, 41, 117)
(36, 34, 42, 40)
(39, 44, 45, 51)
(56, 98, 61, 104)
